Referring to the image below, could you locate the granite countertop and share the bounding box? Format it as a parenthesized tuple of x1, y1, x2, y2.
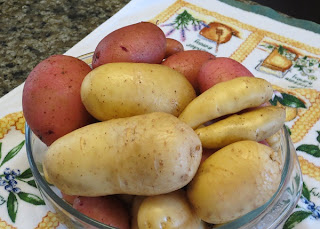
(0, 0, 130, 97)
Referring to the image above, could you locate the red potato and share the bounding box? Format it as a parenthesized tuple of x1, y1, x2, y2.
(22, 55, 95, 146)
(164, 38, 184, 58)
(198, 57, 254, 93)
(92, 22, 166, 68)
(61, 192, 78, 204)
(162, 50, 215, 93)
(73, 196, 130, 229)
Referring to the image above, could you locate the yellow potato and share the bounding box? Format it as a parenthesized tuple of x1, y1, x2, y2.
(266, 130, 282, 152)
(195, 106, 286, 149)
(178, 77, 273, 129)
(276, 102, 298, 121)
(187, 140, 282, 224)
(266, 130, 284, 170)
(136, 190, 207, 229)
(81, 63, 196, 121)
(43, 112, 202, 197)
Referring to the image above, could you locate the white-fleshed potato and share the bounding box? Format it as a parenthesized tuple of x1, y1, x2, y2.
(195, 106, 286, 149)
(43, 112, 202, 197)
(187, 140, 282, 224)
(136, 190, 208, 229)
(81, 63, 196, 121)
(178, 77, 274, 129)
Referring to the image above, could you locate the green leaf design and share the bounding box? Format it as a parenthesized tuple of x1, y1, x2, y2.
(27, 180, 37, 188)
(294, 64, 304, 71)
(174, 10, 201, 29)
(18, 168, 33, 179)
(296, 144, 320, 157)
(0, 195, 5, 205)
(7, 192, 18, 223)
(302, 182, 310, 201)
(278, 45, 285, 55)
(17, 192, 45, 205)
(269, 97, 278, 106)
(278, 93, 306, 108)
(303, 56, 308, 60)
(317, 131, 320, 143)
(283, 211, 312, 229)
(0, 140, 25, 167)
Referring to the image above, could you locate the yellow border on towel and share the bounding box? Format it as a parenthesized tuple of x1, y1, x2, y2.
(150, 0, 320, 62)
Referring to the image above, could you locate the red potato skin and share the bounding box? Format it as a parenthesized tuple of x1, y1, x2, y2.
(92, 22, 166, 68)
(61, 192, 78, 204)
(164, 38, 184, 58)
(73, 196, 130, 229)
(22, 55, 95, 146)
(162, 50, 215, 93)
(198, 57, 254, 93)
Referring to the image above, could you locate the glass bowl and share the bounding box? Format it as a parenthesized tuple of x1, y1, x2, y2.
(25, 53, 303, 229)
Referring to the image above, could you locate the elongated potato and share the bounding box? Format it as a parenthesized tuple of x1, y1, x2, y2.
(178, 77, 273, 129)
(43, 112, 202, 197)
(136, 190, 207, 229)
(187, 141, 282, 224)
(195, 106, 286, 149)
(81, 63, 196, 121)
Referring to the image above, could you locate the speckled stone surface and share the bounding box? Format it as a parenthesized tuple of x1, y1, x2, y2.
(0, 0, 130, 97)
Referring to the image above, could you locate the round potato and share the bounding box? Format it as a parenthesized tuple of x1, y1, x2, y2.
(81, 63, 196, 121)
(43, 112, 202, 197)
(198, 57, 254, 92)
(164, 38, 184, 58)
(162, 50, 215, 93)
(92, 22, 166, 68)
(22, 55, 95, 146)
(136, 190, 207, 229)
(187, 140, 282, 224)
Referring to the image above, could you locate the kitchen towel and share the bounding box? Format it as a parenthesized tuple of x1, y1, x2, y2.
(1, 0, 320, 228)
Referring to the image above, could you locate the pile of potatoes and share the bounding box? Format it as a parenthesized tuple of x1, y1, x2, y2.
(22, 22, 286, 229)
